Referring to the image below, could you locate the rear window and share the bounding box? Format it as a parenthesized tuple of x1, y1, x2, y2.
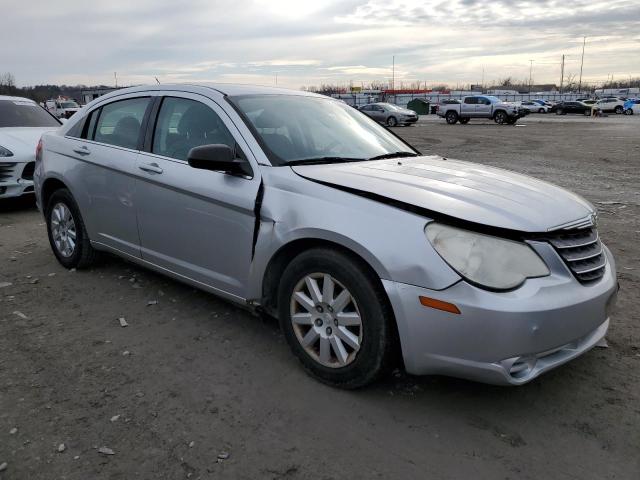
(0, 100, 61, 128)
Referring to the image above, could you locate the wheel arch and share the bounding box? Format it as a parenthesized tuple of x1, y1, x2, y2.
(260, 237, 389, 315)
(41, 176, 70, 211)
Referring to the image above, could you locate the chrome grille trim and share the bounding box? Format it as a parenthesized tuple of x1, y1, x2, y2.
(540, 227, 606, 283)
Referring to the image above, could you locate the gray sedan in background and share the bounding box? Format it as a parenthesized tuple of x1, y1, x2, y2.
(34, 84, 616, 388)
(359, 102, 418, 126)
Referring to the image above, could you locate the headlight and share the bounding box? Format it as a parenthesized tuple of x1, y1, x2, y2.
(0, 145, 13, 157)
(426, 223, 549, 290)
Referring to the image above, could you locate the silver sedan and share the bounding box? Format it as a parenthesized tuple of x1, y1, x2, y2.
(34, 84, 617, 388)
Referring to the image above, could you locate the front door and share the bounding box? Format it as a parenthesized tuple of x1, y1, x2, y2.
(134, 93, 261, 299)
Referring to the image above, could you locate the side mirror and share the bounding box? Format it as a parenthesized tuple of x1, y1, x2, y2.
(187, 144, 252, 177)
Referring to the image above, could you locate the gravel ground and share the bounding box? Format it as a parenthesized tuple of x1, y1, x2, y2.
(1, 114, 639, 479)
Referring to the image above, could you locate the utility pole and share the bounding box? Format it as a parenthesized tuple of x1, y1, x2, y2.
(560, 55, 565, 93)
(392, 55, 395, 93)
(578, 36, 586, 93)
(275, 72, 278, 85)
(529, 60, 534, 93)
(114, 72, 118, 88)
(481, 66, 485, 89)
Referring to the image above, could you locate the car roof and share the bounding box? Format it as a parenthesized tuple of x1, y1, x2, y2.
(92, 83, 324, 103)
(0, 95, 37, 103)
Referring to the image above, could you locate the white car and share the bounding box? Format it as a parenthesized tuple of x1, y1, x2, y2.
(0, 96, 61, 199)
(596, 97, 625, 114)
(45, 99, 80, 119)
(518, 101, 549, 113)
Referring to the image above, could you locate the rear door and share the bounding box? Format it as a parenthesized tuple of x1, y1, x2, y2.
(62, 95, 152, 257)
(134, 92, 261, 299)
(461, 97, 477, 117)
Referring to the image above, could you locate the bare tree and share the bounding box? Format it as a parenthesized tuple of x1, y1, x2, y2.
(0, 72, 17, 95)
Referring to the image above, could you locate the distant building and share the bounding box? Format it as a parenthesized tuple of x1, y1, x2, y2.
(80, 87, 120, 105)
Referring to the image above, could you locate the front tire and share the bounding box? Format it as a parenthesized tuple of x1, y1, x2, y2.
(625, 108, 633, 115)
(445, 111, 458, 124)
(538, 108, 545, 113)
(278, 248, 394, 389)
(46, 189, 96, 269)
(494, 110, 508, 124)
(386, 116, 398, 127)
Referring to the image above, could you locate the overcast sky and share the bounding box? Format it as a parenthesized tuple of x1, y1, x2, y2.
(2, 0, 639, 88)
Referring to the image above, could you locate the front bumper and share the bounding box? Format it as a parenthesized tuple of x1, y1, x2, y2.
(383, 246, 617, 385)
(0, 161, 35, 198)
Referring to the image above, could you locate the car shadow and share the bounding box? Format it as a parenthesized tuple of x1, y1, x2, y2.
(0, 195, 38, 213)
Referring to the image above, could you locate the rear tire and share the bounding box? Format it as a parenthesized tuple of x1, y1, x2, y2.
(556, 109, 564, 115)
(614, 106, 623, 114)
(45, 188, 96, 269)
(459, 117, 470, 124)
(445, 111, 458, 124)
(538, 108, 545, 113)
(277, 248, 395, 389)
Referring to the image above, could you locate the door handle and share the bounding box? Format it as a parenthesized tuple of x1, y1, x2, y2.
(139, 162, 163, 174)
(73, 147, 90, 156)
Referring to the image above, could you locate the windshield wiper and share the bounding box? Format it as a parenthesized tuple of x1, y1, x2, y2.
(284, 157, 366, 166)
(367, 151, 419, 161)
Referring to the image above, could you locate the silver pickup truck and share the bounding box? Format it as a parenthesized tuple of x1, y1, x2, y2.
(437, 95, 528, 125)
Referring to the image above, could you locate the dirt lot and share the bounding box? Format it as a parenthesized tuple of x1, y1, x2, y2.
(1, 114, 639, 479)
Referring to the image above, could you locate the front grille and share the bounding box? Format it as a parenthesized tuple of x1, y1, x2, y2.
(543, 227, 606, 283)
(0, 162, 17, 182)
(21, 162, 35, 180)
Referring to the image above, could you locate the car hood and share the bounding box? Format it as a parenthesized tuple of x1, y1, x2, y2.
(0, 127, 58, 156)
(396, 108, 416, 115)
(292, 156, 594, 233)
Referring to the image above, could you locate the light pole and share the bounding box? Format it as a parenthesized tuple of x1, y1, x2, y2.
(578, 36, 586, 93)
(392, 55, 395, 93)
(529, 60, 534, 93)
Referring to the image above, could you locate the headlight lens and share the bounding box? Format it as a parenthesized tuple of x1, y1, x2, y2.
(0, 145, 14, 157)
(426, 223, 549, 290)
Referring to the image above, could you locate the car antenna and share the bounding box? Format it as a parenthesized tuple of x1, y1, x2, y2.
(155, 77, 161, 85)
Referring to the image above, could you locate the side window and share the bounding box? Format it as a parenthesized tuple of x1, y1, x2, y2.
(84, 109, 99, 139)
(464, 97, 477, 104)
(94, 97, 150, 149)
(361, 105, 371, 111)
(152, 97, 235, 161)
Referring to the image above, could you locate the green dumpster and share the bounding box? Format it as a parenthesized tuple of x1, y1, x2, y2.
(407, 98, 430, 115)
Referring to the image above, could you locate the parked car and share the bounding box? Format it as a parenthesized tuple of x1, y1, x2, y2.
(0, 95, 61, 199)
(532, 99, 553, 107)
(45, 99, 80, 119)
(596, 97, 625, 114)
(519, 101, 549, 113)
(623, 98, 640, 115)
(359, 102, 418, 126)
(437, 95, 528, 124)
(35, 84, 617, 388)
(551, 101, 596, 115)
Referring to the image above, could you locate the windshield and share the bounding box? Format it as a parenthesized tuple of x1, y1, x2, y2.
(60, 101, 79, 108)
(229, 95, 416, 166)
(0, 100, 61, 128)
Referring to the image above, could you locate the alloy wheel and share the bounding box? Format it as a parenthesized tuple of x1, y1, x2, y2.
(290, 273, 362, 368)
(51, 203, 77, 258)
